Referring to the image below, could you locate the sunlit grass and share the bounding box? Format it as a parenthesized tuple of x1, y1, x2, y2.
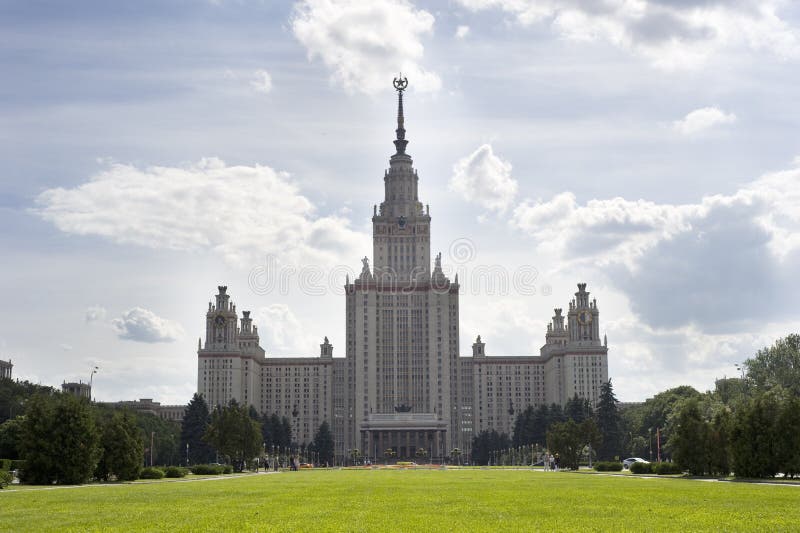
(3, 469, 799, 531)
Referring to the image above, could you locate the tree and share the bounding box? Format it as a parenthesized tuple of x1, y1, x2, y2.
(181, 393, 215, 465)
(708, 409, 732, 477)
(311, 421, 334, 466)
(745, 334, 800, 396)
(595, 380, 622, 461)
(670, 398, 710, 476)
(471, 429, 510, 465)
(0, 416, 23, 459)
(21, 393, 100, 485)
(0, 377, 55, 425)
(261, 413, 292, 451)
(565, 394, 592, 423)
(731, 393, 781, 478)
(622, 385, 701, 460)
(136, 411, 180, 466)
(774, 395, 800, 479)
(547, 419, 600, 470)
(512, 404, 552, 447)
(95, 411, 144, 481)
(204, 401, 262, 472)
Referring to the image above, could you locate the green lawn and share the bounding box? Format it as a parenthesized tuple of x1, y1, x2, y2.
(2, 469, 799, 532)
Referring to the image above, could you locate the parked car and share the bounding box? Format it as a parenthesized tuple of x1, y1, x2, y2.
(623, 457, 649, 470)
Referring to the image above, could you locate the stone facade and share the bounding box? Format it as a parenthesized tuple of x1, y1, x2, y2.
(62, 381, 91, 399)
(107, 398, 187, 422)
(0, 359, 11, 380)
(197, 85, 609, 461)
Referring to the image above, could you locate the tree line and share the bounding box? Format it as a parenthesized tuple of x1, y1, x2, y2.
(0, 381, 335, 484)
(472, 333, 800, 477)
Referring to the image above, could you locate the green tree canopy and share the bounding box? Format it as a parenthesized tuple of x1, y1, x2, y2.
(21, 393, 100, 485)
(745, 334, 800, 396)
(547, 419, 600, 471)
(311, 421, 334, 466)
(595, 380, 621, 461)
(181, 393, 215, 465)
(471, 429, 510, 465)
(204, 401, 262, 471)
(95, 411, 144, 481)
(0, 416, 24, 459)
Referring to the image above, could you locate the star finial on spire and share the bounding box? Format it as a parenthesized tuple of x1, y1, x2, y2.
(392, 74, 409, 155)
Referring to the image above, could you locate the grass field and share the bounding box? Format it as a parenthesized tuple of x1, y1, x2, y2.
(3, 469, 799, 532)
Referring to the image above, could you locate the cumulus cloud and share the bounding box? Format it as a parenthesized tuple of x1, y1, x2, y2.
(253, 303, 316, 355)
(250, 69, 273, 94)
(450, 144, 518, 212)
(510, 162, 800, 330)
(85, 305, 107, 323)
(456, 0, 798, 69)
(112, 307, 184, 343)
(291, 0, 441, 94)
(455, 25, 470, 39)
(34, 158, 370, 268)
(673, 106, 736, 135)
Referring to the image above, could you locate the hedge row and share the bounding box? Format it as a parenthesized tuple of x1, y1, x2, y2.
(164, 466, 188, 478)
(594, 462, 623, 472)
(190, 464, 233, 475)
(0, 459, 25, 471)
(139, 467, 165, 479)
(630, 462, 683, 475)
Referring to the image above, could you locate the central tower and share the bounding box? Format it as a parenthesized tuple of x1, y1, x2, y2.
(372, 76, 431, 281)
(342, 77, 461, 462)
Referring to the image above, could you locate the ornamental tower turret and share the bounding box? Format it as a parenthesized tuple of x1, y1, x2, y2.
(568, 283, 601, 345)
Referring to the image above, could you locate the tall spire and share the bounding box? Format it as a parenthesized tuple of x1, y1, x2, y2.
(393, 74, 408, 155)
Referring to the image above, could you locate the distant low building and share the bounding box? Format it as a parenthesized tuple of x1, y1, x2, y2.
(62, 381, 91, 399)
(0, 359, 11, 379)
(107, 398, 187, 422)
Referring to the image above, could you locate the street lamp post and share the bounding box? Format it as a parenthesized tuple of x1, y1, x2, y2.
(150, 431, 155, 467)
(88, 366, 99, 401)
(186, 442, 190, 467)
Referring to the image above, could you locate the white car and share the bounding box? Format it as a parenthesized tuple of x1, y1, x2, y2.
(623, 457, 649, 470)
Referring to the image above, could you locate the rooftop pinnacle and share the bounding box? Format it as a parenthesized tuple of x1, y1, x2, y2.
(393, 74, 409, 155)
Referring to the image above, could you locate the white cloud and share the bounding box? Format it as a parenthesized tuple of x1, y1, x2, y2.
(450, 144, 518, 212)
(510, 162, 800, 330)
(456, 1, 799, 69)
(253, 303, 316, 355)
(291, 0, 441, 95)
(111, 307, 184, 343)
(673, 106, 736, 135)
(34, 158, 370, 268)
(60, 343, 73, 351)
(250, 69, 273, 94)
(455, 25, 470, 39)
(85, 305, 107, 323)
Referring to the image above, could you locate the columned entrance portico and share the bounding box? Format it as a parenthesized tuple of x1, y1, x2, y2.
(360, 413, 447, 461)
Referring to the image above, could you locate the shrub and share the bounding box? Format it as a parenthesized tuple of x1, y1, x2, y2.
(190, 464, 225, 475)
(594, 462, 623, 472)
(164, 466, 188, 478)
(654, 462, 683, 475)
(0, 459, 11, 471)
(139, 467, 165, 479)
(0, 470, 12, 489)
(630, 462, 653, 474)
(223, 464, 234, 474)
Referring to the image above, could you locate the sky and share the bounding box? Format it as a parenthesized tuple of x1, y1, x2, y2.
(2, 0, 799, 404)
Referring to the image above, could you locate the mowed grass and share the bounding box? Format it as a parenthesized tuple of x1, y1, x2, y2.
(3, 469, 799, 532)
